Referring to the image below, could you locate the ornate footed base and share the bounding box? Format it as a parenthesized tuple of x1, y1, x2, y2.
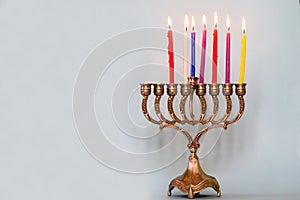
(167, 151, 221, 199)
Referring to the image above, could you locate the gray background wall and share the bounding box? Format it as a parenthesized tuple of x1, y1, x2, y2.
(0, 0, 300, 199)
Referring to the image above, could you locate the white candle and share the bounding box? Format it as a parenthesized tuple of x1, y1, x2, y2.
(183, 15, 189, 83)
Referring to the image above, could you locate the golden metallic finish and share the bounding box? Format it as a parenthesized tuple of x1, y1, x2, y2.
(208, 83, 220, 96)
(222, 83, 233, 96)
(188, 77, 199, 89)
(140, 79, 247, 199)
(180, 84, 191, 96)
(195, 83, 206, 96)
(140, 83, 151, 96)
(235, 83, 247, 96)
(167, 84, 178, 96)
(168, 150, 221, 199)
(153, 83, 164, 96)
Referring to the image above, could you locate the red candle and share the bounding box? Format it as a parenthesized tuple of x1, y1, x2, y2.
(167, 16, 174, 84)
(199, 15, 207, 83)
(212, 12, 218, 84)
(225, 16, 231, 83)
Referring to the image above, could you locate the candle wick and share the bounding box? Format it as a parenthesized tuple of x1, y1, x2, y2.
(168, 25, 171, 29)
(243, 29, 246, 34)
(204, 24, 206, 29)
(214, 24, 217, 29)
(227, 27, 230, 32)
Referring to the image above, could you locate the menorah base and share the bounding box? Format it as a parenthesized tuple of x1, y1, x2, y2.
(167, 151, 221, 199)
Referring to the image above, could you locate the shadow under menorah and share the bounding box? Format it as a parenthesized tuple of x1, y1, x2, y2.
(140, 77, 246, 199)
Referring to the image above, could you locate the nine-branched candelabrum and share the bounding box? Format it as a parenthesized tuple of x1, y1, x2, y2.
(140, 77, 246, 199)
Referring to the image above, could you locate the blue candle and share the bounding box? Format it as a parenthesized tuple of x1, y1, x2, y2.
(190, 16, 196, 77)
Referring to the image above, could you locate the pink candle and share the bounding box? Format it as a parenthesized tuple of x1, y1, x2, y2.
(225, 16, 231, 83)
(199, 15, 207, 83)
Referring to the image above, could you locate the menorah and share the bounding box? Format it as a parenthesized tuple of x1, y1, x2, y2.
(140, 77, 246, 198)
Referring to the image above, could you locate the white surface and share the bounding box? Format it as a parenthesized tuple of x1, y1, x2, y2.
(0, 0, 300, 199)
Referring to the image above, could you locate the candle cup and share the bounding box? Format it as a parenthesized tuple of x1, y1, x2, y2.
(235, 83, 247, 96)
(222, 83, 233, 96)
(196, 83, 207, 96)
(180, 84, 191, 96)
(188, 77, 199, 89)
(153, 83, 165, 96)
(208, 83, 220, 96)
(167, 84, 178, 96)
(140, 83, 152, 96)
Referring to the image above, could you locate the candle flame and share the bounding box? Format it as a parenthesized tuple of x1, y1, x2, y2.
(242, 17, 246, 34)
(191, 16, 195, 31)
(226, 16, 230, 32)
(168, 16, 172, 29)
(184, 15, 189, 31)
(203, 15, 207, 29)
(214, 12, 218, 28)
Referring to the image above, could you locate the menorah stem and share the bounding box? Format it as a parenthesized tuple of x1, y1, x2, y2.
(189, 91, 195, 120)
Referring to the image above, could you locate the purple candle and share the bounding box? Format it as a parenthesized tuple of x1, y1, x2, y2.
(199, 15, 207, 83)
(225, 16, 231, 83)
(190, 16, 196, 77)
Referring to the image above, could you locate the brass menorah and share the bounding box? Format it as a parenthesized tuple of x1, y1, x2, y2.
(140, 77, 246, 198)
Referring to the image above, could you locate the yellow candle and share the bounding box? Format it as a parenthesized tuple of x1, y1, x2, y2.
(239, 17, 246, 83)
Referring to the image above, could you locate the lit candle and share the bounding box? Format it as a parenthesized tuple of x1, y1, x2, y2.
(183, 15, 189, 83)
(167, 16, 174, 84)
(225, 16, 231, 83)
(212, 12, 218, 83)
(199, 15, 207, 83)
(190, 16, 196, 77)
(239, 17, 247, 83)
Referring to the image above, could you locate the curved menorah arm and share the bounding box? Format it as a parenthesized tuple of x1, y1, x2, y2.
(224, 83, 246, 128)
(166, 84, 184, 124)
(212, 95, 232, 124)
(155, 95, 175, 125)
(180, 93, 203, 126)
(194, 83, 207, 123)
(225, 95, 245, 126)
(141, 84, 162, 125)
(193, 123, 224, 145)
(201, 95, 219, 124)
(178, 84, 192, 124)
(212, 84, 234, 124)
(162, 124, 193, 145)
(179, 95, 189, 122)
(168, 95, 184, 124)
(141, 95, 162, 125)
(197, 95, 207, 122)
